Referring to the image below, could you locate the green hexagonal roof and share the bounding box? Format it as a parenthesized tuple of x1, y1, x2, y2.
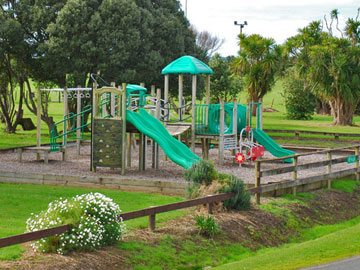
(161, 55, 213, 75)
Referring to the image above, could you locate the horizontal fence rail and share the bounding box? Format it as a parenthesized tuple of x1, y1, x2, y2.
(0, 193, 235, 249)
(253, 144, 360, 204)
(264, 129, 360, 140)
(0, 225, 70, 248)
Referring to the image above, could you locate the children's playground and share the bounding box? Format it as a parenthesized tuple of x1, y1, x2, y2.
(0, 56, 357, 194)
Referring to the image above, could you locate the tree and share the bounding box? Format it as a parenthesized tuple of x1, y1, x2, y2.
(190, 26, 224, 57)
(0, 6, 28, 133)
(209, 54, 240, 103)
(284, 9, 360, 125)
(230, 34, 283, 114)
(308, 37, 360, 125)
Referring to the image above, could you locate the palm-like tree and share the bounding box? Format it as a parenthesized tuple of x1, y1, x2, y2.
(230, 34, 282, 113)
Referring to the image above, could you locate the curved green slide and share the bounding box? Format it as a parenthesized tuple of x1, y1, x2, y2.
(253, 129, 295, 163)
(126, 108, 200, 169)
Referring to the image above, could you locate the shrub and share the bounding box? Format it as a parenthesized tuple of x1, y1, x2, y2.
(195, 214, 220, 237)
(283, 72, 316, 120)
(220, 176, 251, 211)
(26, 192, 126, 254)
(184, 159, 217, 186)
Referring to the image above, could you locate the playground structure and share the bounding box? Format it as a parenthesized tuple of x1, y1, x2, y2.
(27, 55, 295, 172)
(160, 55, 295, 165)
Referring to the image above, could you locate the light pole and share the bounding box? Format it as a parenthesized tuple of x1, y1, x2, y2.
(234, 20, 248, 35)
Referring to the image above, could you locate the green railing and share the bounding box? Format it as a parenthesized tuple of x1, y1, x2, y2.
(50, 105, 92, 152)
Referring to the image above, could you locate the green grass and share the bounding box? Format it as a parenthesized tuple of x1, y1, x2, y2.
(213, 218, 360, 270)
(0, 183, 185, 260)
(331, 179, 360, 193)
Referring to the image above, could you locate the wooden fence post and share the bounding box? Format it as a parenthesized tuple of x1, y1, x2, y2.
(255, 161, 261, 204)
(218, 99, 224, 165)
(327, 151, 332, 189)
(356, 146, 359, 181)
(149, 214, 156, 231)
(292, 156, 298, 195)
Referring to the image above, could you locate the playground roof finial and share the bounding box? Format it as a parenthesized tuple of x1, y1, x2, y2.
(161, 55, 213, 75)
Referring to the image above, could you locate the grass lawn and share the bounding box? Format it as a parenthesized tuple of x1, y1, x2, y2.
(0, 183, 185, 260)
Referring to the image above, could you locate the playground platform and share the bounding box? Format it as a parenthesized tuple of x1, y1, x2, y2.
(0, 143, 355, 195)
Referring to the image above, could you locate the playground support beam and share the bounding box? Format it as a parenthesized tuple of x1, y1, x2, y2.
(206, 75, 210, 105)
(179, 74, 183, 119)
(218, 99, 224, 165)
(36, 87, 41, 160)
(76, 85, 81, 155)
(63, 87, 68, 149)
(164, 74, 169, 122)
(191, 75, 197, 152)
(121, 83, 127, 176)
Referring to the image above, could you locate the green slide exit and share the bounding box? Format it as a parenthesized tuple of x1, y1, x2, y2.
(126, 108, 200, 169)
(253, 129, 295, 163)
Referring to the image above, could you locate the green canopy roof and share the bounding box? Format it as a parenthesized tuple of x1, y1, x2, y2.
(161, 56, 213, 75)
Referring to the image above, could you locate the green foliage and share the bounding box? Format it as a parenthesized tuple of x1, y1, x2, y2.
(184, 159, 217, 186)
(195, 214, 221, 237)
(283, 71, 316, 120)
(331, 179, 360, 193)
(231, 34, 283, 103)
(209, 53, 241, 103)
(220, 177, 251, 211)
(26, 193, 126, 254)
(0, 183, 185, 260)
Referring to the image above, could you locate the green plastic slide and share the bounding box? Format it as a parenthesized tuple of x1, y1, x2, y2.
(126, 108, 200, 169)
(253, 129, 295, 163)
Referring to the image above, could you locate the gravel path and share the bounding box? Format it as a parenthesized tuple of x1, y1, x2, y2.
(0, 143, 356, 185)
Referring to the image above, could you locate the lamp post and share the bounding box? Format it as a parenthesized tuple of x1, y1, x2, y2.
(234, 20, 248, 35)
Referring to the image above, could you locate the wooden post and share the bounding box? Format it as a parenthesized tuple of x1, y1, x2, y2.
(76, 86, 81, 155)
(292, 156, 298, 195)
(255, 161, 261, 204)
(232, 99, 238, 164)
(164, 74, 169, 122)
(191, 75, 197, 152)
(140, 83, 147, 169)
(63, 87, 68, 146)
(178, 74, 183, 120)
(150, 85, 155, 116)
(205, 75, 210, 105)
(149, 214, 156, 231)
(355, 147, 359, 181)
(218, 99, 224, 165)
(139, 132, 146, 171)
(327, 151, 332, 189)
(36, 87, 41, 159)
(127, 134, 132, 167)
(152, 88, 161, 169)
(258, 98, 263, 130)
(207, 202, 213, 214)
(110, 82, 116, 117)
(121, 83, 127, 176)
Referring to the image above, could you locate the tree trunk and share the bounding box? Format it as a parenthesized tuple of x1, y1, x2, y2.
(316, 99, 331, 115)
(330, 99, 355, 126)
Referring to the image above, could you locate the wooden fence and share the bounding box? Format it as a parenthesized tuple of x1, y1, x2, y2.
(264, 129, 360, 141)
(253, 144, 360, 204)
(0, 192, 235, 249)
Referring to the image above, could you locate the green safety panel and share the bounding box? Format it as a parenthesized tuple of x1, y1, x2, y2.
(93, 119, 123, 168)
(162, 55, 213, 75)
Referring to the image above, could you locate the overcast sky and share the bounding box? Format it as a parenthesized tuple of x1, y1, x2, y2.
(179, 0, 359, 56)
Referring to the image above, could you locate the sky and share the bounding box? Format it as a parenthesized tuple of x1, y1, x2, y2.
(179, 0, 359, 56)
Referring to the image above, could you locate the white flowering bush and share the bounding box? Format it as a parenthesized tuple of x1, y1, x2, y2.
(26, 192, 126, 254)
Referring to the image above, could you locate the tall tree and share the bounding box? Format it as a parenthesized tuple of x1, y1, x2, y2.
(209, 54, 240, 103)
(190, 26, 224, 57)
(230, 34, 283, 113)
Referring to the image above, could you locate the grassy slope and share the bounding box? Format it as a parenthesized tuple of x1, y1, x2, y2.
(213, 219, 360, 270)
(0, 183, 185, 260)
